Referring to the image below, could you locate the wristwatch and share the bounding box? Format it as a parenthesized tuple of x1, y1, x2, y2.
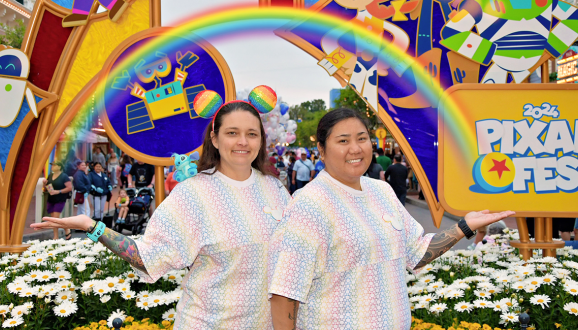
(458, 218, 477, 240)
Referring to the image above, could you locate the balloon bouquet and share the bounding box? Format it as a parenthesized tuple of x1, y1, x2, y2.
(236, 89, 298, 150)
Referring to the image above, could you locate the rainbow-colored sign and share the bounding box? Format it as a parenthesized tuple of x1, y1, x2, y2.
(439, 84, 578, 217)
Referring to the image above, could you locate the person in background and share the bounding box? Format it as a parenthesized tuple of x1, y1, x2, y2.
(314, 158, 325, 178)
(64, 149, 81, 177)
(364, 154, 383, 179)
(73, 161, 91, 218)
(128, 160, 155, 188)
(89, 162, 112, 220)
(92, 147, 106, 168)
(287, 156, 296, 194)
(43, 161, 73, 240)
(376, 148, 392, 172)
(268, 156, 280, 178)
(384, 154, 408, 205)
(119, 154, 132, 189)
(115, 189, 130, 224)
(108, 152, 120, 188)
(276, 154, 286, 171)
(164, 166, 179, 196)
(292, 152, 315, 190)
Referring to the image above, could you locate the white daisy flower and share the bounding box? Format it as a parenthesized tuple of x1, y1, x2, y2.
(18, 287, 38, 298)
(62, 256, 78, 264)
(10, 305, 29, 318)
(76, 264, 86, 272)
(54, 271, 71, 281)
(92, 283, 113, 296)
(53, 301, 78, 317)
(419, 294, 437, 304)
(529, 294, 550, 309)
(0, 305, 10, 316)
(162, 308, 176, 321)
(100, 295, 111, 303)
(55, 291, 77, 304)
(6, 282, 28, 294)
(454, 302, 474, 313)
(563, 302, 578, 316)
(121, 291, 136, 300)
(429, 303, 447, 314)
(107, 309, 126, 328)
(473, 300, 494, 309)
(500, 312, 519, 324)
(474, 290, 491, 299)
(564, 283, 578, 296)
(2, 317, 24, 328)
(448, 289, 465, 299)
(77, 257, 95, 265)
(524, 284, 537, 293)
(136, 298, 152, 311)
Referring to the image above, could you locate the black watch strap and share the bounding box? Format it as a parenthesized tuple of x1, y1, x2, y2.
(458, 218, 476, 240)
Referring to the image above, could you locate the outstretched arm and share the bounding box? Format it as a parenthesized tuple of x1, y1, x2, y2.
(414, 210, 515, 269)
(31, 215, 148, 274)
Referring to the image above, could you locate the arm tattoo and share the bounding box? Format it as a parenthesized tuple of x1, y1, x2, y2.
(287, 298, 298, 330)
(415, 224, 463, 269)
(99, 228, 148, 274)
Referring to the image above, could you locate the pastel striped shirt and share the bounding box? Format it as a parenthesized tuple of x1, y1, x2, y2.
(268, 170, 434, 329)
(134, 169, 291, 329)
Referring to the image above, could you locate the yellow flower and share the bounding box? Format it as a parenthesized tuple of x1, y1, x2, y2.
(98, 320, 107, 326)
(125, 316, 135, 323)
(555, 323, 562, 328)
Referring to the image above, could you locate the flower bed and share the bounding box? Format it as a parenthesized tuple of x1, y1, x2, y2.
(1, 231, 578, 329)
(0, 236, 180, 329)
(407, 231, 578, 330)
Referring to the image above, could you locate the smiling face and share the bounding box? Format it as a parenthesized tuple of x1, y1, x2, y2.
(211, 110, 262, 176)
(94, 164, 102, 173)
(320, 118, 372, 188)
(78, 162, 86, 172)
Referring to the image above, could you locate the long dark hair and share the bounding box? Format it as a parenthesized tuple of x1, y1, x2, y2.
(317, 108, 370, 153)
(120, 154, 132, 166)
(197, 102, 272, 176)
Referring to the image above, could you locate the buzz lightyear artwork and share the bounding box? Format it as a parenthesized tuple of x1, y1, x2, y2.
(441, 0, 578, 83)
(317, 0, 418, 113)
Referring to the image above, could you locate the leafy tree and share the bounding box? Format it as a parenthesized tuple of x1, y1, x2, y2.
(333, 86, 379, 130)
(0, 19, 26, 49)
(295, 110, 326, 148)
(300, 99, 326, 112)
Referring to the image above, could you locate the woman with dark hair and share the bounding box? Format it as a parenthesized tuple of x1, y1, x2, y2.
(287, 156, 296, 194)
(268, 108, 515, 329)
(32, 87, 291, 329)
(42, 161, 73, 240)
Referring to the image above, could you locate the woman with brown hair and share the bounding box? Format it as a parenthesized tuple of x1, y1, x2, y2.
(32, 86, 291, 329)
(118, 154, 132, 189)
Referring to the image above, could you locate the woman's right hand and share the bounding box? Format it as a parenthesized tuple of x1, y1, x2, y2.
(31, 215, 94, 232)
(42, 179, 48, 185)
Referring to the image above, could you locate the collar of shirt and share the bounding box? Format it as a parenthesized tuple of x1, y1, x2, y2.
(210, 168, 256, 188)
(317, 170, 367, 197)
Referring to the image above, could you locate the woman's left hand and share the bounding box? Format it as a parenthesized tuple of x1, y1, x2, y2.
(49, 190, 59, 196)
(465, 210, 516, 231)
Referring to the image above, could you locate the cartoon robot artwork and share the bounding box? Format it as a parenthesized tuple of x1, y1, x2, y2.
(172, 151, 199, 182)
(0, 47, 52, 128)
(111, 50, 207, 135)
(62, 0, 132, 27)
(441, 0, 578, 83)
(316, 0, 419, 113)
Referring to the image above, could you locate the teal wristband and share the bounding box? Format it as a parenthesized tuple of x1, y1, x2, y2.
(86, 221, 106, 242)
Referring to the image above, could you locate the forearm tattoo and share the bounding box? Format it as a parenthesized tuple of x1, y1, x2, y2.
(99, 228, 148, 274)
(288, 298, 298, 330)
(415, 224, 463, 269)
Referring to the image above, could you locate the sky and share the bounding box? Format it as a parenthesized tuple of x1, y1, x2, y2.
(159, 0, 341, 107)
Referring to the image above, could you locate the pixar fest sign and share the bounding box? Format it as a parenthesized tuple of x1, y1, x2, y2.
(439, 85, 578, 217)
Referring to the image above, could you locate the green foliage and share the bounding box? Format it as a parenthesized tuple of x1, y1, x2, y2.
(549, 72, 558, 82)
(332, 86, 379, 130)
(294, 110, 326, 148)
(300, 99, 326, 112)
(0, 19, 26, 49)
